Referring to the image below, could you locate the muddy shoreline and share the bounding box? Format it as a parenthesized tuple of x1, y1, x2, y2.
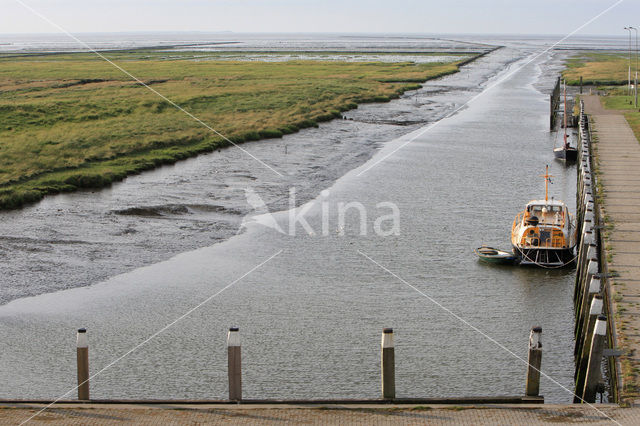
(0, 47, 545, 306)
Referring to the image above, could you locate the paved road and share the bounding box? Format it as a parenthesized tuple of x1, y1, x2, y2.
(584, 95, 640, 404)
(0, 403, 637, 425)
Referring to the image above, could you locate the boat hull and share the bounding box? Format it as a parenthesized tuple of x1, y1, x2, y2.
(478, 256, 516, 264)
(512, 245, 575, 267)
(475, 247, 516, 264)
(565, 148, 578, 161)
(553, 147, 578, 161)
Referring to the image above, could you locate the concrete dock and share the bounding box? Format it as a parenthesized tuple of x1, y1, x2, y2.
(584, 95, 640, 403)
(1, 402, 639, 425)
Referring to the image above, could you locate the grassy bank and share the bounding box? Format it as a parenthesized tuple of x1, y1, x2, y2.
(0, 50, 477, 209)
(563, 52, 640, 141)
(563, 52, 631, 86)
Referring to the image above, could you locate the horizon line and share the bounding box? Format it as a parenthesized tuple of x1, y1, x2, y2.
(0, 30, 630, 38)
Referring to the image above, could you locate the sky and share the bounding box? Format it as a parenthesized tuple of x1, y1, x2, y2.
(0, 0, 637, 35)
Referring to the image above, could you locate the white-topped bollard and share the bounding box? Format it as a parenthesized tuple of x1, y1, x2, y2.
(576, 280, 602, 353)
(76, 328, 89, 400)
(525, 326, 542, 397)
(227, 327, 242, 401)
(577, 296, 604, 360)
(584, 259, 599, 289)
(584, 210, 595, 224)
(583, 316, 607, 403)
(575, 297, 604, 402)
(577, 244, 597, 278)
(381, 328, 395, 399)
(589, 276, 602, 295)
(586, 244, 597, 262)
(582, 231, 595, 248)
(585, 296, 604, 345)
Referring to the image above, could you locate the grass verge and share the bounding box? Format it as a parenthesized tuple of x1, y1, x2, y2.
(0, 50, 479, 209)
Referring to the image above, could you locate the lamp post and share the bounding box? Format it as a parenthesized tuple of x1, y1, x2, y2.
(625, 27, 632, 96)
(631, 26, 638, 107)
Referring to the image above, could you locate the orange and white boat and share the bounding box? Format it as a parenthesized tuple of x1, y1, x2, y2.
(511, 166, 577, 267)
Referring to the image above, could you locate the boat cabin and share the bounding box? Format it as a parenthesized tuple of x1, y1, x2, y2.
(512, 199, 572, 249)
(525, 200, 567, 226)
(509, 165, 577, 266)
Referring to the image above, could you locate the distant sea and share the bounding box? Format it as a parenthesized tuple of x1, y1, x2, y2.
(0, 32, 631, 54)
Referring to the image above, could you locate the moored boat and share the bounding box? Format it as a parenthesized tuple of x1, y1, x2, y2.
(554, 144, 578, 161)
(474, 245, 516, 264)
(511, 166, 577, 267)
(554, 80, 578, 162)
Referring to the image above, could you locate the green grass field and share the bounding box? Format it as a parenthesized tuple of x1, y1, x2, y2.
(0, 50, 474, 209)
(563, 52, 634, 86)
(563, 52, 640, 141)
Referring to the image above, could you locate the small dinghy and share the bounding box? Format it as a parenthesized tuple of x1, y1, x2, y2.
(474, 245, 516, 264)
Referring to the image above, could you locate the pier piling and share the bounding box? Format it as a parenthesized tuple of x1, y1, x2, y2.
(76, 328, 89, 401)
(525, 327, 543, 397)
(582, 316, 607, 403)
(580, 76, 583, 94)
(381, 328, 395, 400)
(573, 100, 612, 402)
(550, 77, 561, 130)
(227, 327, 242, 401)
(576, 259, 599, 312)
(575, 296, 604, 402)
(575, 276, 601, 342)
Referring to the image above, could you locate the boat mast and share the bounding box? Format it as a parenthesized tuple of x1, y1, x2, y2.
(563, 80, 568, 148)
(543, 165, 553, 202)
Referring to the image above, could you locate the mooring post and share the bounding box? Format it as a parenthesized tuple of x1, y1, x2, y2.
(550, 93, 554, 130)
(577, 258, 598, 309)
(576, 276, 601, 339)
(525, 326, 543, 397)
(381, 328, 395, 399)
(584, 209, 595, 229)
(579, 173, 591, 195)
(576, 256, 598, 312)
(576, 295, 604, 383)
(76, 328, 89, 401)
(580, 185, 592, 215)
(582, 230, 595, 251)
(227, 327, 242, 401)
(582, 316, 607, 403)
(584, 259, 598, 291)
(574, 234, 594, 301)
(576, 244, 596, 282)
(580, 76, 583, 94)
(583, 189, 593, 209)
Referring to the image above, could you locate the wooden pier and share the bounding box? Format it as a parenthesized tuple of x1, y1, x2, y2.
(572, 99, 617, 404)
(582, 94, 640, 405)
